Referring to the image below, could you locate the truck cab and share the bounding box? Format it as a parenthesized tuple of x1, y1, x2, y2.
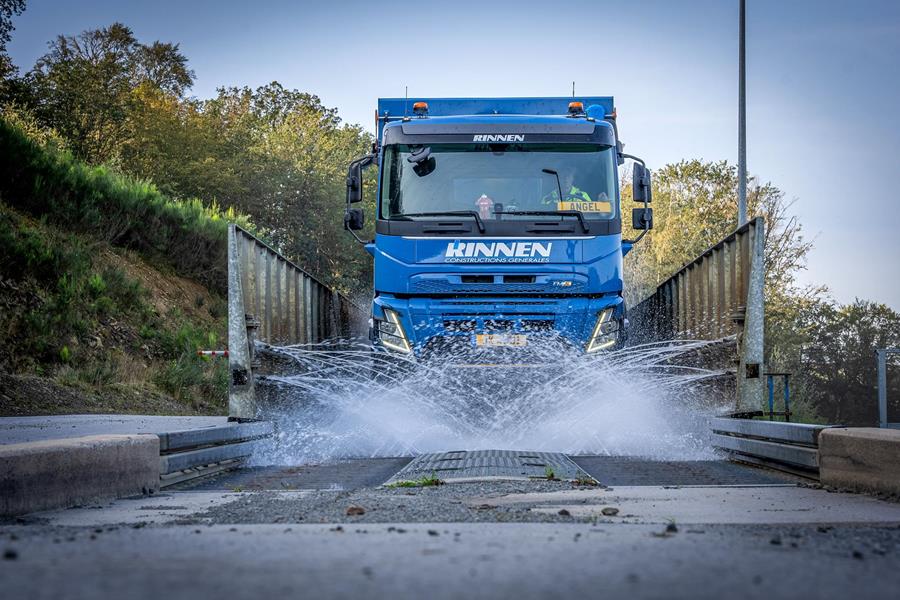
(344, 97, 652, 360)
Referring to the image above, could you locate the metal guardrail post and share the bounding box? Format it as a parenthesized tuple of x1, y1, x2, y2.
(737, 217, 765, 411)
(228, 225, 256, 420)
(878, 348, 900, 428)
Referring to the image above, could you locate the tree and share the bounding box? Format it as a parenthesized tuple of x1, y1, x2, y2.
(624, 160, 817, 305)
(0, 0, 25, 61)
(201, 84, 374, 294)
(798, 300, 900, 425)
(0, 0, 26, 94)
(29, 22, 193, 163)
(116, 82, 375, 295)
(623, 159, 825, 370)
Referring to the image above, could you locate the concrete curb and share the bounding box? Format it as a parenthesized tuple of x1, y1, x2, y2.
(1, 434, 159, 517)
(819, 427, 900, 495)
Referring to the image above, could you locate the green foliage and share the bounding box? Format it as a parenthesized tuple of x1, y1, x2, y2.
(143, 319, 217, 360)
(28, 22, 193, 163)
(10, 21, 371, 296)
(87, 273, 107, 297)
(117, 81, 375, 296)
(0, 204, 226, 411)
(624, 159, 817, 310)
(0, 116, 254, 292)
(386, 473, 445, 488)
(0, 1, 25, 51)
(790, 299, 900, 425)
(622, 160, 897, 426)
(154, 351, 227, 409)
(0, 0, 25, 84)
(0, 102, 68, 150)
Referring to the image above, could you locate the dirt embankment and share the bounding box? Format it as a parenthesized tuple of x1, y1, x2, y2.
(1, 205, 228, 416)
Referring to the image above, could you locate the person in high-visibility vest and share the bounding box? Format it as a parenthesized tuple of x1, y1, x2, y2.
(541, 172, 612, 214)
(541, 171, 592, 206)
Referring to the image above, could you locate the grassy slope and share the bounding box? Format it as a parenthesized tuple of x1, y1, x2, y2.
(0, 117, 256, 416)
(0, 204, 229, 415)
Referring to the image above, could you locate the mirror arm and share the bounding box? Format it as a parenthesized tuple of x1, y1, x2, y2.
(345, 215, 369, 245)
(624, 226, 649, 246)
(619, 152, 645, 167)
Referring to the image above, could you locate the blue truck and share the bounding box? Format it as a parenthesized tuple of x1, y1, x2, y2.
(344, 97, 652, 360)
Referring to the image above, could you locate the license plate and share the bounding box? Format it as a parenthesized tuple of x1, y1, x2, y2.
(474, 334, 527, 347)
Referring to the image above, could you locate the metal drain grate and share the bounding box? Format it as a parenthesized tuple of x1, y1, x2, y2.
(383, 450, 590, 485)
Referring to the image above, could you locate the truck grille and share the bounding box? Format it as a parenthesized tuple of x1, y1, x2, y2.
(410, 280, 585, 294)
(442, 317, 555, 333)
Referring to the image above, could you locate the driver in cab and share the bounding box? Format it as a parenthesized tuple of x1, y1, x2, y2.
(541, 171, 611, 214)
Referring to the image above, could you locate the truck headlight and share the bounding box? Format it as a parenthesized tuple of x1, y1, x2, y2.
(586, 308, 619, 353)
(376, 308, 411, 353)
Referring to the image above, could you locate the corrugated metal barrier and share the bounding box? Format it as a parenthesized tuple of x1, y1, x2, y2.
(227, 225, 367, 419)
(630, 217, 765, 410)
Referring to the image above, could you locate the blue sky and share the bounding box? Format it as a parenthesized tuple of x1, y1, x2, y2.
(7, 0, 900, 308)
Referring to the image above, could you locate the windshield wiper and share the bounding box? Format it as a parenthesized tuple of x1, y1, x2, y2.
(494, 210, 589, 233)
(393, 211, 486, 233)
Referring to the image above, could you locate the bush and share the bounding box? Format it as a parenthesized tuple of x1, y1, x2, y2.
(155, 352, 227, 409)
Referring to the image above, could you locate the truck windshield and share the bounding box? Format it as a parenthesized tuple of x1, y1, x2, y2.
(380, 144, 617, 221)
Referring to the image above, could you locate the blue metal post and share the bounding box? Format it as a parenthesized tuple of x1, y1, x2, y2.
(767, 375, 774, 421)
(783, 374, 791, 422)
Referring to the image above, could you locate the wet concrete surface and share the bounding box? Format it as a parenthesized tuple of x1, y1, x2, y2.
(178, 457, 412, 492)
(186, 455, 796, 491)
(0, 414, 228, 444)
(572, 455, 797, 486)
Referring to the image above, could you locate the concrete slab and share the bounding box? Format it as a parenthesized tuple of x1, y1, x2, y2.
(29, 491, 300, 527)
(1, 434, 159, 516)
(571, 456, 795, 486)
(819, 427, 900, 495)
(0, 415, 228, 445)
(182, 458, 413, 492)
(468, 485, 900, 525)
(2, 522, 899, 600)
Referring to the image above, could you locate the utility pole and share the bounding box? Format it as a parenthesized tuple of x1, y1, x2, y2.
(738, 0, 747, 224)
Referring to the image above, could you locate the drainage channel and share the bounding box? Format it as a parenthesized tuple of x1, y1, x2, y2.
(174, 454, 797, 491)
(384, 450, 591, 485)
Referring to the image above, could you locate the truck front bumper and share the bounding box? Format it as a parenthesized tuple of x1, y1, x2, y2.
(371, 294, 625, 360)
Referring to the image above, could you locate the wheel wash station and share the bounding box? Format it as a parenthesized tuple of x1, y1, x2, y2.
(2, 97, 898, 518)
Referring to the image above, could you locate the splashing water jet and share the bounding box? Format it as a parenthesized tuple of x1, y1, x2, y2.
(250, 339, 732, 465)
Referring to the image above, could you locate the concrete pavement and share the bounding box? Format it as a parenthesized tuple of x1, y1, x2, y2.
(2, 519, 898, 600)
(0, 415, 228, 445)
(2, 463, 899, 600)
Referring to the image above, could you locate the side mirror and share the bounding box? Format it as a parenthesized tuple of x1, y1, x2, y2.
(346, 163, 363, 204)
(632, 162, 652, 203)
(345, 208, 364, 231)
(632, 207, 653, 230)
